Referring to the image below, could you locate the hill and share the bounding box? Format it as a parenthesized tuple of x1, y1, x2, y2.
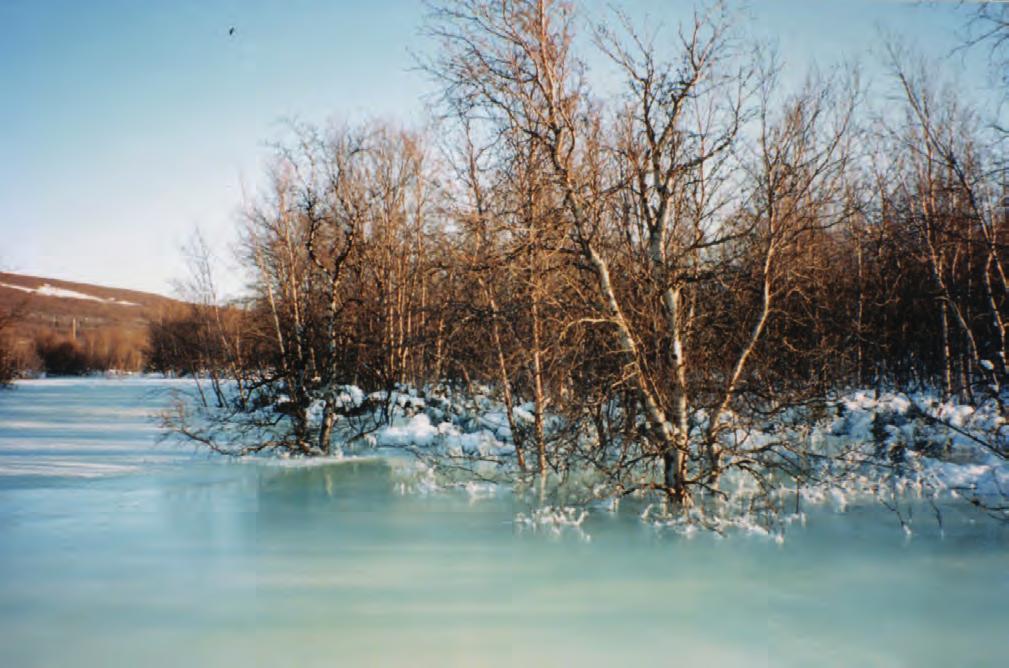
(0, 272, 188, 373)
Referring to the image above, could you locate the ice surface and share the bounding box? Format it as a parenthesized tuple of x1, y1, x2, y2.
(0, 378, 1008, 667)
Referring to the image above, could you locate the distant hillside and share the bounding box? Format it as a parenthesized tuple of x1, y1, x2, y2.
(0, 272, 184, 331)
(0, 273, 189, 373)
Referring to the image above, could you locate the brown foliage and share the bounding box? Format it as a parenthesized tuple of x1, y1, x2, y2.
(156, 1, 1009, 513)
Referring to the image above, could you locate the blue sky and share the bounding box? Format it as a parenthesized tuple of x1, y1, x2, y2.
(0, 0, 990, 296)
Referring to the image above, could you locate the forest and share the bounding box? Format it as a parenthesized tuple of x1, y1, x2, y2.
(144, 0, 1009, 521)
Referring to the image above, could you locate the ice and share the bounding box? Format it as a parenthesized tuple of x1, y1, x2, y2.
(0, 459, 140, 477)
(0, 377, 192, 479)
(0, 377, 1008, 668)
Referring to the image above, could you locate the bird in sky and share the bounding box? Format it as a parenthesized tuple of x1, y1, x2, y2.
(228, 27, 236, 36)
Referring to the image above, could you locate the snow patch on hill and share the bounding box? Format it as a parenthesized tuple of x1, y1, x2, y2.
(0, 282, 139, 306)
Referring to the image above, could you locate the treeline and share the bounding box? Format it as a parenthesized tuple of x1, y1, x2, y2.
(34, 327, 147, 375)
(0, 296, 153, 379)
(154, 1, 1009, 505)
(1, 325, 148, 378)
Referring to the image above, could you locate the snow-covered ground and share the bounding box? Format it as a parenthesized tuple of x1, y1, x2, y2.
(827, 390, 1009, 500)
(351, 385, 1009, 523)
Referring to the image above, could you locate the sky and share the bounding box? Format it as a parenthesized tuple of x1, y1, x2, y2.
(0, 0, 993, 298)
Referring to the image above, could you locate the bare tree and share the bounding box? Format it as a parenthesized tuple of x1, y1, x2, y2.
(148, 0, 1009, 524)
(423, 0, 865, 512)
(0, 301, 26, 387)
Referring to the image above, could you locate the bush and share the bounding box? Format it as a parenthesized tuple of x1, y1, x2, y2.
(0, 305, 25, 386)
(0, 338, 16, 386)
(35, 337, 90, 376)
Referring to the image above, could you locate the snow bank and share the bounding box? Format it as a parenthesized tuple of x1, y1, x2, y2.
(364, 390, 517, 458)
(160, 373, 1009, 534)
(378, 414, 439, 448)
(827, 390, 1009, 502)
(334, 381, 1009, 529)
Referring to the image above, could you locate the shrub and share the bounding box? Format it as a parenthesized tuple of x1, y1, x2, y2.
(35, 337, 90, 376)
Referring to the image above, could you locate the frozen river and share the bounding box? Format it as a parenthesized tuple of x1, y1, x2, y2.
(0, 378, 1007, 666)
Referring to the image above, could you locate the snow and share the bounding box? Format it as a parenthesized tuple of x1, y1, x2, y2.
(377, 413, 439, 447)
(306, 380, 1009, 533)
(374, 414, 514, 458)
(0, 281, 139, 306)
